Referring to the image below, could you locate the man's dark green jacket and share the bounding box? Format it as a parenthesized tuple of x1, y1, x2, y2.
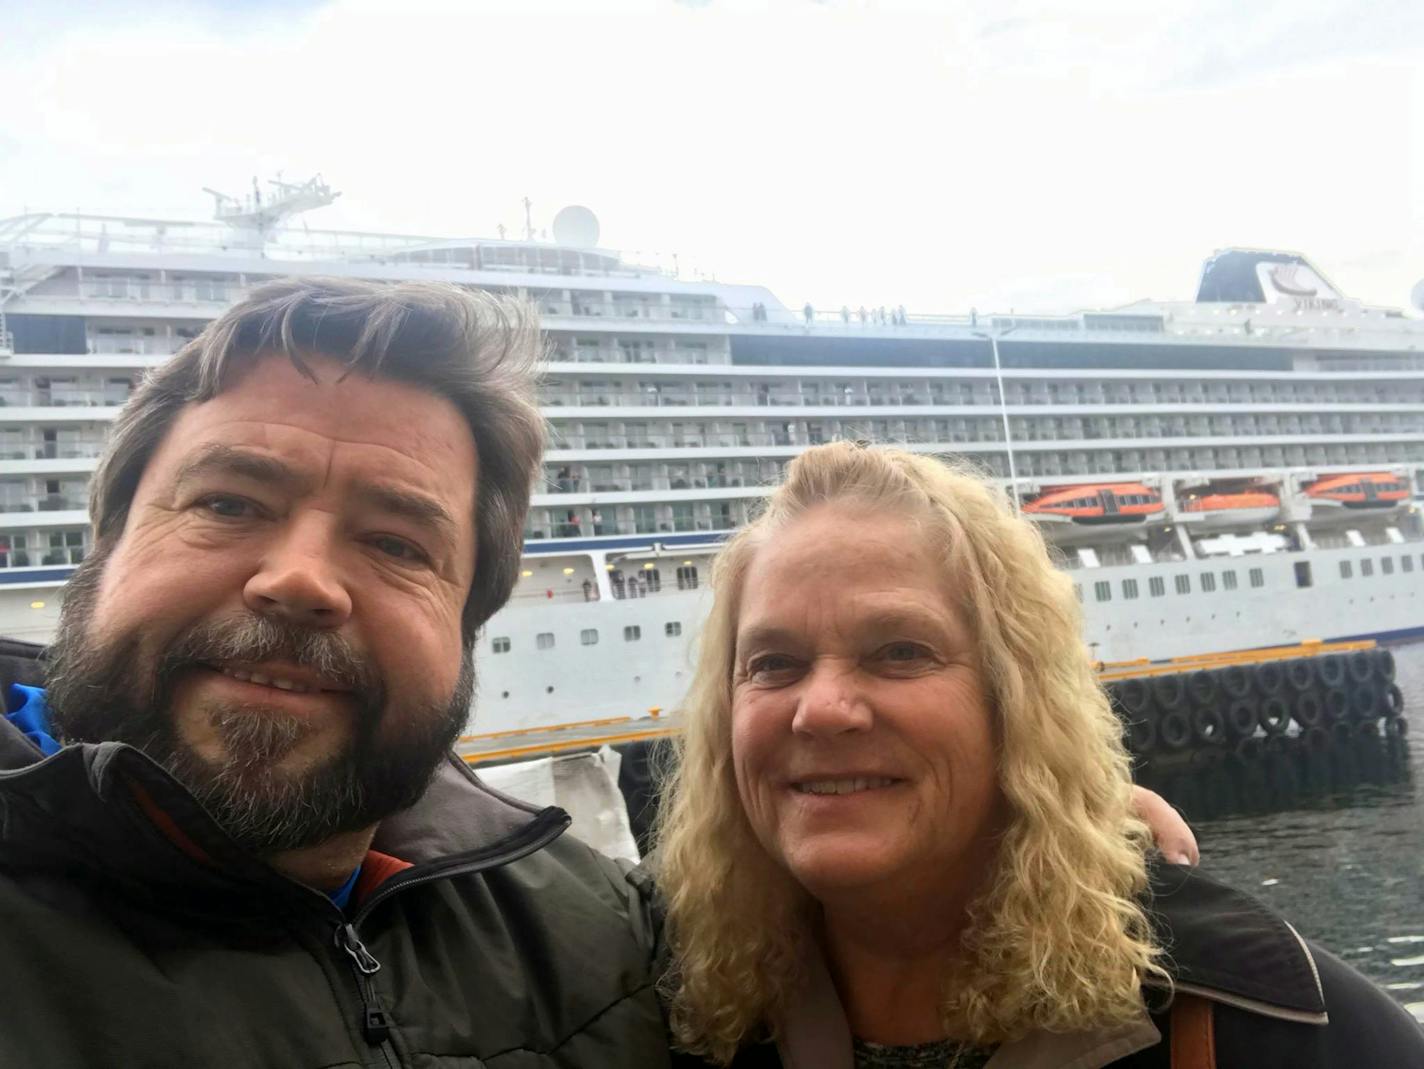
(0, 710, 673, 1068)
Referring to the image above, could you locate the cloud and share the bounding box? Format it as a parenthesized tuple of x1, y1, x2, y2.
(1, 0, 1419, 313)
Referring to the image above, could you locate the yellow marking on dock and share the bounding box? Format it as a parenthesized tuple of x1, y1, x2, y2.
(462, 726, 679, 765)
(1096, 639, 1377, 681)
(459, 714, 633, 742)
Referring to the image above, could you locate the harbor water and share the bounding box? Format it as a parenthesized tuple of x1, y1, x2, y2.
(1149, 642, 1424, 1022)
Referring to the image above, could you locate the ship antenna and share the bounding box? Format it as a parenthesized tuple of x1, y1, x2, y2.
(203, 174, 340, 250)
(523, 196, 535, 242)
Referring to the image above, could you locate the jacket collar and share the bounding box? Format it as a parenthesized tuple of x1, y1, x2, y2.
(0, 714, 570, 908)
(772, 862, 1326, 1069)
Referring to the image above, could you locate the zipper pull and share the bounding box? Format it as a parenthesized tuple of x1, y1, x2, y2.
(336, 923, 391, 1044)
(338, 922, 381, 975)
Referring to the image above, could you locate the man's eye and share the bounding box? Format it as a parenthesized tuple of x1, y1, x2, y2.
(198, 495, 256, 519)
(370, 535, 428, 564)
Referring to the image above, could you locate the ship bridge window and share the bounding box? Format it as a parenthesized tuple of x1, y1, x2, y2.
(1249, 567, 1264, 588)
(1402, 555, 1414, 574)
(1381, 556, 1394, 576)
(581, 629, 599, 646)
(1149, 576, 1166, 597)
(1222, 570, 1238, 591)
(624, 625, 642, 642)
(665, 621, 682, 637)
(1094, 581, 1111, 602)
(1294, 562, 1313, 589)
(1121, 579, 1139, 600)
(1200, 573, 1217, 593)
(536, 632, 555, 650)
(1340, 561, 1353, 580)
(1361, 559, 1374, 578)
(491, 637, 511, 654)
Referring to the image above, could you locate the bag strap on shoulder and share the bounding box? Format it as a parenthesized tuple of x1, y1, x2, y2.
(1170, 993, 1216, 1069)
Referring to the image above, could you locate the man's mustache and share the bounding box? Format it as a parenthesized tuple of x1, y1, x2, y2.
(156, 615, 384, 708)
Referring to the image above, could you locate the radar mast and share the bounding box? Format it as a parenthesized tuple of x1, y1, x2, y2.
(202, 174, 340, 247)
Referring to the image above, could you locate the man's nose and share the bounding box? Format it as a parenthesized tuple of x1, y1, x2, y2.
(242, 516, 353, 628)
(791, 661, 873, 737)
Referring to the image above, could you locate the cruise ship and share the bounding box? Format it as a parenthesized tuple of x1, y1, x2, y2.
(4, 177, 1424, 734)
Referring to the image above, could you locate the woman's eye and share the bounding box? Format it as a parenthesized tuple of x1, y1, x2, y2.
(748, 655, 798, 680)
(881, 642, 929, 663)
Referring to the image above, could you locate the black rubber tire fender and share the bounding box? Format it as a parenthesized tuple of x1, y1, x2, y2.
(1254, 661, 1285, 697)
(1219, 664, 1252, 699)
(1347, 650, 1374, 685)
(1382, 683, 1405, 719)
(1158, 709, 1192, 751)
(1151, 673, 1187, 712)
(1372, 648, 1396, 684)
(1285, 658, 1314, 693)
(1259, 695, 1291, 736)
(1385, 716, 1410, 739)
(1349, 684, 1379, 721)
(1355, 720, 1381, 740)
(1332, 721, 1356, 745)
(1115, 677, 1151, 716)
(1234, 736, 1263, 761)
(1125, 712, 1158, 756)
(1292, 691, 1325, 730)
(1190, 705, 1227, 746)
(1314, 654, 1347, 689)
(1225, 697, 1259, 739)
(1302, 726, 1331, 751)
(1186, 669, 1219, 707)
(1324, 688, 1349, 723)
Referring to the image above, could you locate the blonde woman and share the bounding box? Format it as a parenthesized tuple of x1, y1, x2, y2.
(657, 442, 1422, 1068)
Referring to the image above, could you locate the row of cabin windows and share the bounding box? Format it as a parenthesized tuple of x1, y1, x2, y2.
(1339, 554, 1419, 580)
(1087, 567, 1266, 603)
(491, 620, 683, 653)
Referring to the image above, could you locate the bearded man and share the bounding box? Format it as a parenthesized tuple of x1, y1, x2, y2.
(0, 278, 671, 1067)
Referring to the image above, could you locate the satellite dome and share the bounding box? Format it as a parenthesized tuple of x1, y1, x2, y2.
(552, 205, 600, 248)
(1412, 278, 1424, 313)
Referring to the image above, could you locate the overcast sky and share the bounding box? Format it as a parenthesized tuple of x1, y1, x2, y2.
(1, 0, 1421, 314)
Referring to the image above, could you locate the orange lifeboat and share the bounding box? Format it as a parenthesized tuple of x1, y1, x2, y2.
(1179, 487, 1281, 529)
(1023, 483, 1164, 524)
(1304, 473, 1410, 509)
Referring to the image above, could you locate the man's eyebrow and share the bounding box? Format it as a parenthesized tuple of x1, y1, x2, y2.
(173, 444, 311, 493)
(355, 483, 461, 543)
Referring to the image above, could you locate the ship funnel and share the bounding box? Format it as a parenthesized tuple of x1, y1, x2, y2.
(1196, 249, 1345, 308)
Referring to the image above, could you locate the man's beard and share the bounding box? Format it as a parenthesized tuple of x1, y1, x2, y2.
(45, 553, 474, 856)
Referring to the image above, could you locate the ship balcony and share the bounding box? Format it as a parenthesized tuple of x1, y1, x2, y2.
(0, 457, 100, 477)
(530, 484, 765, 508)
(0, 507, 90, 528)
(0, 405, 124, 423)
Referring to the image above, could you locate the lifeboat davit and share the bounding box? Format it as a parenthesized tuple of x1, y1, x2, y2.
(1023, 483, 1165, 525)
(1179, 488, 1281, 529)
(1303, 473, 1410, 509)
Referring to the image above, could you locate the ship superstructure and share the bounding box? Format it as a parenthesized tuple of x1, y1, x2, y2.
(5, 185, 1424, 731)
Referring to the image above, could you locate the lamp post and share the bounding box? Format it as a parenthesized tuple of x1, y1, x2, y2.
(972, 326, 1020, 512)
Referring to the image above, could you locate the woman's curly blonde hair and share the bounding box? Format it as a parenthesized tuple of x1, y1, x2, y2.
(654, 442, 1167, 1063)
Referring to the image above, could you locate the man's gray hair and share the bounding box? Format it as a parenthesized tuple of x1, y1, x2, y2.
(89, 276, 547, 642)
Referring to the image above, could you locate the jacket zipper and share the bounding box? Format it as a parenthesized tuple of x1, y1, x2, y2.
(326, 806, 571, 1065)
(336, 922, 400, 1067)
